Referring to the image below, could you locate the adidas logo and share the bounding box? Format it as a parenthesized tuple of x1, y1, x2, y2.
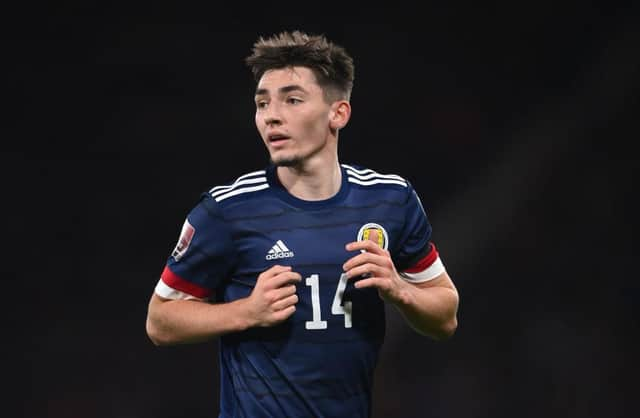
(266, 240, 295, 260)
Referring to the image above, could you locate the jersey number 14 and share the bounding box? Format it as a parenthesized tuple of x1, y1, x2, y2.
(305, 274, 352, 330)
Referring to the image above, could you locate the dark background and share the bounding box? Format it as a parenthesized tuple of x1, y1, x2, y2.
(8, 3, 639, 418)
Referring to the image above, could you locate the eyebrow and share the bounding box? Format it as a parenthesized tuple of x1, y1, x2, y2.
(255, 84, 308, 97)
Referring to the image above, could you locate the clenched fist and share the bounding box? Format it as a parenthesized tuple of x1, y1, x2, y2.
(247, 265, 302, 327)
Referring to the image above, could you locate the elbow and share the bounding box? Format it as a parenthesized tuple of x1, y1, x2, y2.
(441, 316, 458, 340)
(432, 291, 459, 341)
(430, 316, 458, 341)
(146, 317, 174, 346)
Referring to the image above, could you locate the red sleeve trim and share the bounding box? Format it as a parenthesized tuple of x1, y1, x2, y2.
(403, 243, 439, 273)
(161, 265, 212, 299)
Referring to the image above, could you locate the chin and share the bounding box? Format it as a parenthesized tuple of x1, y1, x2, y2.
(271, 155, 302, 167)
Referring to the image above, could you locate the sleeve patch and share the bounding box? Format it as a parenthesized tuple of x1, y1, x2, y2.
(171, 219, 195, 261)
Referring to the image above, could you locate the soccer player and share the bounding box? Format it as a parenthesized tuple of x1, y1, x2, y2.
(145, 30, 459, 417)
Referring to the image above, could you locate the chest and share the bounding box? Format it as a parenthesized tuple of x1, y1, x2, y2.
(230, 206, 403, 277)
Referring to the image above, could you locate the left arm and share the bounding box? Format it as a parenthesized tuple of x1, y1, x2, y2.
(343, 238, 459, 340)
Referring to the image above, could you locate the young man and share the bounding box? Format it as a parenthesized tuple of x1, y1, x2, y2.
(146, 30, 459, 417)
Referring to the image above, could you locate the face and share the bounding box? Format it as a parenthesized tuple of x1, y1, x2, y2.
(254, 66, 336, 168)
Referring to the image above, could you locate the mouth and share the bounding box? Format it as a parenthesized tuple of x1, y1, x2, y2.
(268, 133, 291, 146)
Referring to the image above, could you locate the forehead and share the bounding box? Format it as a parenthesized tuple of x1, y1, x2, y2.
(256, 66, 320, 93)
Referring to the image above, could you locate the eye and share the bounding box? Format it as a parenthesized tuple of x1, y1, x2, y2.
(286, 97, 302, 105)
(256, 100, 268, 109)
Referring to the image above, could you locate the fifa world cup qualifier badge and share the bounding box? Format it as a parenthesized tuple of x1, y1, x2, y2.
(172, 219, 195, 261)
(356, 223, 389, 252)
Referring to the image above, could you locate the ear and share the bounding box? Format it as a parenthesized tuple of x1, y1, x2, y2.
(329, 100, 351, 131)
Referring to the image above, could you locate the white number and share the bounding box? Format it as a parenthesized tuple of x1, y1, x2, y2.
(305, 274, 327, 329)
(331, 273, 352, 328)
(305, 273, 352, 330)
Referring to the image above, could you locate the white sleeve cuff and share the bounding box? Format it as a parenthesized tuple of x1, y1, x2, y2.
(154, 278, 206, 301)
(400, 257, 446, 283)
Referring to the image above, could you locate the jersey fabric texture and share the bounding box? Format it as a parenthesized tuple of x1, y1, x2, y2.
(156, 163, 444, 418)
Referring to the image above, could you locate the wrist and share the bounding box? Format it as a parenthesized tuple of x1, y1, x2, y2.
(232, 297, 258, 331)
(390, 279, 415, 308)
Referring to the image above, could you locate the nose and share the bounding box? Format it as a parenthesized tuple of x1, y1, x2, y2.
(263, 103, 282, 126)
(265, 115, 281, 126)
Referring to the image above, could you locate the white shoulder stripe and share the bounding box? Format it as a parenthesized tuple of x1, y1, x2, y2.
(342, 163, 407, 183)
(210, 177, 267, 198)
(348, 177, 408, 187)
(346, 170, 406, 182)
(341, 163, 371, 173)
(214, 183, 270, 202)
(209, 170, 266, 194)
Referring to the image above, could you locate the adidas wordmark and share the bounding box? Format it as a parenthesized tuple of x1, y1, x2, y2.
(266, 240, 295, 260)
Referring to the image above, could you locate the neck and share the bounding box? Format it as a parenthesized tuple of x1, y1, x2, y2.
(276, 156, 342, 201)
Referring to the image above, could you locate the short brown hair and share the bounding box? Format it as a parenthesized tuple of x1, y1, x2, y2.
(245, 30, 355, 102)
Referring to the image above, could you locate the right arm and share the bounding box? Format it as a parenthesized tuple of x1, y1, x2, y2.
(146, 265, 301, 346)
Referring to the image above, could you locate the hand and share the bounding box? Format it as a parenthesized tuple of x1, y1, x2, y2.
(343, 230, 409, 305)
(247, 265, 301, 327)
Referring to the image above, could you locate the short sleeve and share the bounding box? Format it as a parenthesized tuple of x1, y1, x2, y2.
(155, 194, 237, 300)
(393, 183, 446, 283)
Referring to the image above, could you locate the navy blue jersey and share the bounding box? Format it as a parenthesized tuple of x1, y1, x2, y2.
(155, 163, 446, 418)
